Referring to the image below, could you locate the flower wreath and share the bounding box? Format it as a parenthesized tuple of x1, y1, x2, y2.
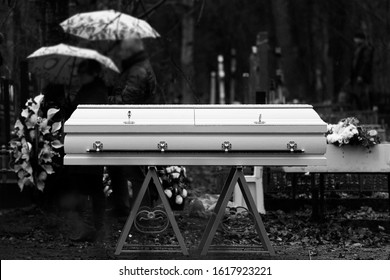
(325, 117, 380, 148)
(9, 94, 64, 191)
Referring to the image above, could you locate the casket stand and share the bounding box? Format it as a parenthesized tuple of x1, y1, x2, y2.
(64, 104, 327, 256)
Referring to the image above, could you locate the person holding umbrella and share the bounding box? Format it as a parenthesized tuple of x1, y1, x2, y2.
(26, 45, 119, 241)
(107, 36, 157, 218)
(67, 59, 108, 116)
(60, 10, 159, 218)
(66, 59, 108, 242)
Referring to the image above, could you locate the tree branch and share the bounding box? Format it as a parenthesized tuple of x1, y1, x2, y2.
(139, 0, 167, 19)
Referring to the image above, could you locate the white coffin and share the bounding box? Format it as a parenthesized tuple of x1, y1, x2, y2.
(64, 104, 327, 166)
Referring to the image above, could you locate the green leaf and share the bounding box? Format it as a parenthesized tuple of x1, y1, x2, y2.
(18, 178, 25, 191)
(37, 180, 45, 192)
(42, 164, 54, 174)
(17, 177, 33, 192)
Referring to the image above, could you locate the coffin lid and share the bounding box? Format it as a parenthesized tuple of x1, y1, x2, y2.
(64, 104, 327, 133)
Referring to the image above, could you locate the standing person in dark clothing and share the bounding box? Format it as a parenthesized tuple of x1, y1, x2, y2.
(350, 32, 374, 110)
(108, 36, 157, 218)
(67, 59, 108, 117)
(67, 59, 108, 241)
(108, 37, 156, 104)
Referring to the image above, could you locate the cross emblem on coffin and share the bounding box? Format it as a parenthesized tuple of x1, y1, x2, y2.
(63, 104, 327, 256)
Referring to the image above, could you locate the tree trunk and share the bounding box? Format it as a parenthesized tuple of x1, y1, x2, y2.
(180, 0, 195, 104)
(271, 0, 306, 101)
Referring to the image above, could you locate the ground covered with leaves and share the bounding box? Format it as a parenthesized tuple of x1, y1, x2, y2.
(0, 203, 389, 260)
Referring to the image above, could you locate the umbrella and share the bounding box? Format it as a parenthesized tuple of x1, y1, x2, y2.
(27, 43, 119, 84)
(60, 9, 160, 41)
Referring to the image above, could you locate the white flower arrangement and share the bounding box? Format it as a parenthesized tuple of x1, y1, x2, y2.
(325, 117, 380, 148)
(9, 94, 64, 191)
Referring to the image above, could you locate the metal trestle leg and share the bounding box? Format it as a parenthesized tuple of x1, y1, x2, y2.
(198, 166, 275, 256)
(115, 166, 189, 255)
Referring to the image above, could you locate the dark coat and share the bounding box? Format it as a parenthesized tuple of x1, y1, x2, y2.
(109, 51, 156, 104)
(75, 77, 108, 105)
(66, 77, 108, 120)
(67, 77, 107, 175)
(351, 42, 374, 85)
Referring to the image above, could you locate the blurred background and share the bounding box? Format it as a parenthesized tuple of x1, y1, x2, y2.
(1, 0, 390, 145)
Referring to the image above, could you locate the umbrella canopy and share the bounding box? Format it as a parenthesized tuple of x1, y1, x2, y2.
(60, 10, 160, 41)
(27, 43, 119, 84)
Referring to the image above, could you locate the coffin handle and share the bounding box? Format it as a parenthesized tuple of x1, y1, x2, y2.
(157, 141, 168, 152)
(287, 141, 297, 152)
(86, 141, 103, 153)
(222, 141, 232, 152)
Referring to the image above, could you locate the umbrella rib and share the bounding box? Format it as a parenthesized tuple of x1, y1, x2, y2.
(68, 57, 78, 89)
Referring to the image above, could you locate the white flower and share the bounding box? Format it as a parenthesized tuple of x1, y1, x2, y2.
(181, 189, 188, 198)
(51, 122, 62, 134)
(30, 94, 44, 113)
(181, 167, 187, 177)
(173, 166, 181, 173)
(332, 122, 344, 134)
(164, 189, 173, 198)
(339, 124, 357, 141)
(14, 119, 25, 137)
(368, 130, 378, 137)
(175, 195, 183, 205)
(165, 166, 174, 173)
(326, 134, 341, 144)
(25, 114, 38, 129)
(47, 108, 60, 120)
(20, 138, 32, 161)
(21, 108, 30, 118)
(38, 118, 50, 135)
(170, 172, 180, 179)
(51, 139, 63, 149)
